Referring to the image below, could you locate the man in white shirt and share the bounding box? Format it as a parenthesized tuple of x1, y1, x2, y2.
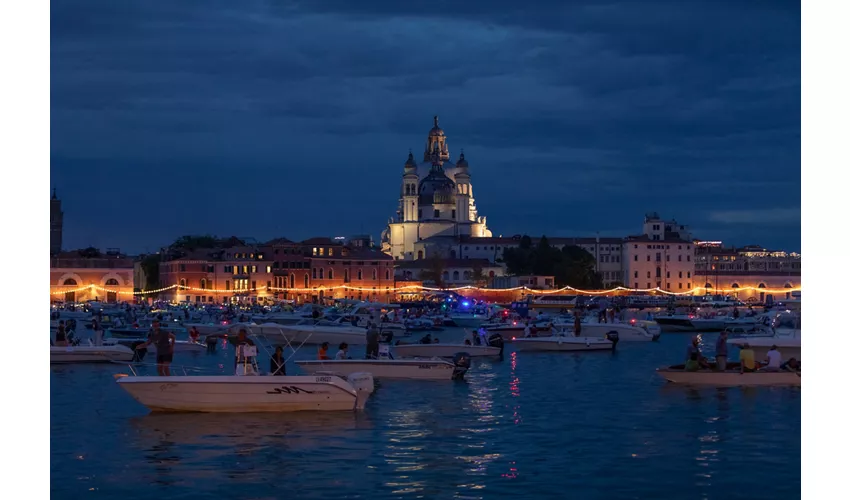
(335, 342, 350, 360)
(763, 345, 782, 371)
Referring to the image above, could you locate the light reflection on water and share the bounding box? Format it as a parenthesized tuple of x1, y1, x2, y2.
(51, 329, 800, 499)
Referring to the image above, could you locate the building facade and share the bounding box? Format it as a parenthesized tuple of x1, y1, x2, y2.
(50, 189, 63, 256)
(395, 258, 504, 287)
(158, 237, 395, 304)
(50, 249, 135, 303)
(382, 117, 492, 260)
(694, 242, 801, 300)
(622, 213, 696, 292)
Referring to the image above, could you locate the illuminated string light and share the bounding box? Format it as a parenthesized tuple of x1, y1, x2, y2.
(51, 283, 802, 297)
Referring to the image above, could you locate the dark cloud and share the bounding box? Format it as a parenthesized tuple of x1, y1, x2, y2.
(51, 0, 800, 253)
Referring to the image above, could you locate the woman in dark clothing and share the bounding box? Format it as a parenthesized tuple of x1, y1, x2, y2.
(270, 346, 286, 376)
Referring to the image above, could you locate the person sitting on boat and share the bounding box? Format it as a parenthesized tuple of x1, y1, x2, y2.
(685, 336, 709, 369)
(189, 326, 200, 344)
(761, 345, 782, 372)
(684, 351, 701, 371)
(573, 314, 582, 337)
(136, 321, 176, 376)
(530, 324, 539, 338)
(464, 338, 472, 346)
(523, 323, 531, 338)
(738, 343, 757, 373)
(781, 357, 800, 372)
(420, 333, 433, 345)
(318, 342, 331, 360)
(335, 342, 351, 360)
(270, 346, 286, 376)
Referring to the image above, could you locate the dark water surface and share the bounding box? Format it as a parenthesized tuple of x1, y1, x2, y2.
(51, 329, 801, 499)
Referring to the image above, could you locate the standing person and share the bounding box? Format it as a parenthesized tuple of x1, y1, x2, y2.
(523, 323, 531, 338)
(55, 321, 67, 347)
(366, 323, 380, 359)
(189, 326, 200, 343)
(573, 312, 582, 337)
(92, 317, 103, 346)
(136, 321, 175, 376)
(270, 346, 286, 376)
(233, 329, 257, 374)
(715, 330, 729, 371)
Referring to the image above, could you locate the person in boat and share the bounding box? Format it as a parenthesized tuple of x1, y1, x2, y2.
(781, 357, 800, 372)
(464, 338, 472, 346)
(136, 321, 176, 376)
(233, 328, 256, 368)
(270, 346, 286, 376)
(573, 313, 582, 337)
(762, 345, 782, 372)
(433, 338, 440, 344)
(92, 317, 103, 347)
(189, 326, 200, 343)
(685, 336, 709, 369)
(420, 333, 433, 345)
(738, 342, 757, 373)
(318, 342, 331, 360)
(335, 342, 351, 360)
(55, 321, 67, 347)
(366, 323, 380, 359)
(684, 351, 701, 371)
(530, 324, 539, 338)
(732, 307, 740, 319)
(715, 330, 729, 371)
(523, 322, 531, 338)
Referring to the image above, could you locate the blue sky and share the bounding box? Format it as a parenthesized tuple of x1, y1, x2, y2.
(51, 0, 800, 254)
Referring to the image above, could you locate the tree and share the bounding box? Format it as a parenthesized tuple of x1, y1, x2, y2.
(471, 262, 487, 286)
(556, 245, 604, 289)
(171, 235, 219, 251)
(503, 235, 535, 275)
(419, 251, 447, 288)
(140, 254, 161, 298)
(78, 247, 101, 258)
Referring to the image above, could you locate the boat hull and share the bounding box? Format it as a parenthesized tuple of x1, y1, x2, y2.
(296, 359, 456, 380)
(451, 316, 486, 328)
(656, 369, 800, 386)
(568, 323, 658, 342)
(269, 327, 367, 346)
(513, 337, 614, 352)
(116, 374, 374, 412)
(393, 343, 501, 358)
(51, 345, 135, 363)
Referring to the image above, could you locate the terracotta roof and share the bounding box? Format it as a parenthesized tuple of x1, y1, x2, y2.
(301, 237, 338, 245)
(264, 237, 294, 246)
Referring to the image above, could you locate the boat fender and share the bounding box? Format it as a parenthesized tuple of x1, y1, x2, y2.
(451, 352, 472, 380)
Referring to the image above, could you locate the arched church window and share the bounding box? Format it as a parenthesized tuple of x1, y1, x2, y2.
(452, 271, 459, 280)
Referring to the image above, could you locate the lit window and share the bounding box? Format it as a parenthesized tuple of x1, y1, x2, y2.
(313, 247, 317, 256)
(266, 266, 271, 273)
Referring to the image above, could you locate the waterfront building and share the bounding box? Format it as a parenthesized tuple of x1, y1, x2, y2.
(158, 237, 394, 304)
(50, 189, 63, 256)
(50, 248, 135, 303)
(395, 258, 504, 287)
(694, 242, 801, 300)
(491, 275, 556, 290)
(622, 213, 695, 292)
(381, 116, 492, 260)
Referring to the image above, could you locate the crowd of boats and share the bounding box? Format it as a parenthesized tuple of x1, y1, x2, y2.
(50, 299, 802, 414)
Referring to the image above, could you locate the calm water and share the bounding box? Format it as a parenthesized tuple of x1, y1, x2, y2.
(51, 329, 801, 499)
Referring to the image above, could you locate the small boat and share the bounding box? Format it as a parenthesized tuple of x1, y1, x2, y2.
(51, 344, 135, 363)
(550, 322, 659, 342)
(654, 315, 726, 332)
(120, 340, 207, 354)
(513, 332, 617, 352)
(728, 336, 801, 360)
(115, 372, 375, 412)
(656, 365, 800, 386)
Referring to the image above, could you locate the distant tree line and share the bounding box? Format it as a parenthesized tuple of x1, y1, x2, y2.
(502, 235, 603, 289)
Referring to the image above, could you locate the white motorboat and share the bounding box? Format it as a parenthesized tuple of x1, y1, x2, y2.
(296, 356, 469, 381)
(115, 372, 375, 412)
(266, 319, 367, 346)
(393, 342, 502, 358)
(557, 322, 659, 342)
(513, 333, 616, 352)
(656, 366, 800, 386)
(654, 315, 726, 332)
(51, 344, 135, 363)
(450, 312, 487, 328)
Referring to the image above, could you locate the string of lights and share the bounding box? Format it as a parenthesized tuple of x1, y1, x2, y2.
(52, 283, 803, 297)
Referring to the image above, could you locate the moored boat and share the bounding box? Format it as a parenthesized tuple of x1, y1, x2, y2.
(513, 333, 616, 352)
(656, 365, 800, 386)
(295, 354, 470, 381)
(51, 344, 135, 363)
(393, 342, 501, 358)
(115, 373, 375, 412)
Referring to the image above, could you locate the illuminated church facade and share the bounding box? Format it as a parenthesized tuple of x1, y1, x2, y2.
(381, 117, 492, 260)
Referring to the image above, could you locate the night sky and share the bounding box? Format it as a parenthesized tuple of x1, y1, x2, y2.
(51, 0, 800, 255)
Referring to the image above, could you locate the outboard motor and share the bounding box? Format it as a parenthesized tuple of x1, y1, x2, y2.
(488, 333, 505, 357)
(451, 352, 472, 380)
(605, 331, 620, 351)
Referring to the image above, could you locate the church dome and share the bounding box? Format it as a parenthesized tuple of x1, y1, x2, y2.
(418, 167, 456, 206)
(428, 115, 445, 137)
(456, 151, 468, 169)
(404, 151, 417, 169)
